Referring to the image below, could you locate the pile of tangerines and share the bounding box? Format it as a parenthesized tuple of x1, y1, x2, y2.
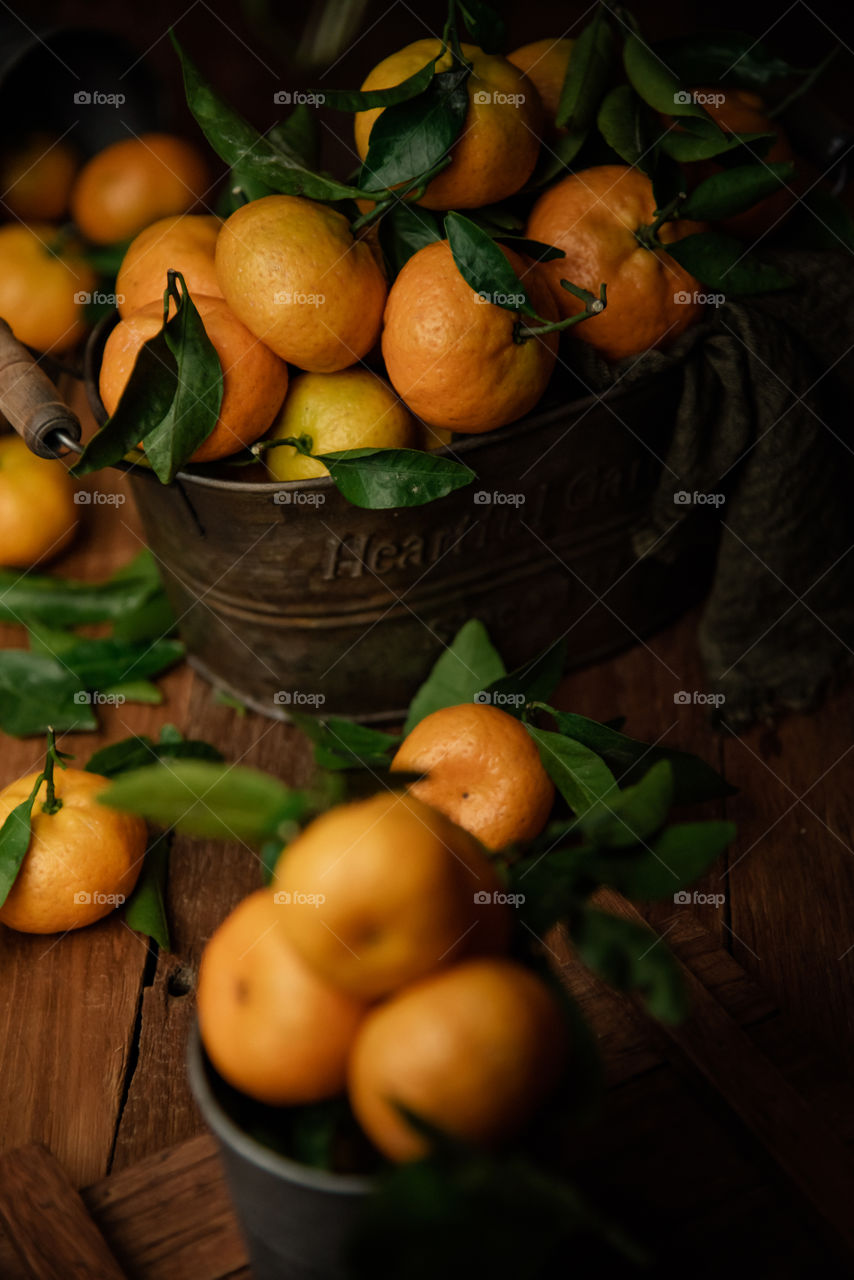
(0, 26, 796, 516)
(198, 701, 565, 1163)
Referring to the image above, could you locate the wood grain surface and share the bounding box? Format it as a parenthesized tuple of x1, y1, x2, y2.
(1, 377, 853, 1269)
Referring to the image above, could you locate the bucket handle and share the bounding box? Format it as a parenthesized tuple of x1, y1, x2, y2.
(0, 319, 83, 459)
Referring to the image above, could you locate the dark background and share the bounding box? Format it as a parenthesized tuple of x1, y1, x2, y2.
(2, 0, 853, 180)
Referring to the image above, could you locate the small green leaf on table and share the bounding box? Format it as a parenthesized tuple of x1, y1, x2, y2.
(290, 712, 401, 771)
(404, 619, 507, 734)
(588, 820, 737, 900)
(86, 729, 224, 779)
(123, 832, 171, 950)
(100, 760, 310, 844)
(580, 760, 675, 848)
(525, 725, 618, 817)
(533, 704, 735, 804)
(571, 905, 688, 1022)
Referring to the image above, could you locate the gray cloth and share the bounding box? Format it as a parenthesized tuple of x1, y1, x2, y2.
(566, 251, 854, 728)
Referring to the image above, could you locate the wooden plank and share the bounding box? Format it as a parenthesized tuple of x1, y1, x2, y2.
(595, 888, 854, 1254)
(722, 690, 854, 1071)
(0, 459, 185, 1186)
(555, 607, 732, 940)
(110, 677, 314, 1171)
(83, 1135, 248, 1280)
(0, 1143, 126, 1279)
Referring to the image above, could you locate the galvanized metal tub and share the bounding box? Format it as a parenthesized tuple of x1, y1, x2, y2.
(81, 314, 706, 720)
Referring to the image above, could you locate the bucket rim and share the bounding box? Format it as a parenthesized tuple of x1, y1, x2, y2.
(186, 1022, 375, 1196)
(84, 310, 670, 495)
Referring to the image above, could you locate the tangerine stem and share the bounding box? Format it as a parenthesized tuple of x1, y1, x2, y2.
(637, 192, 686, 248)
(41, 728, 66, 816)
(514, 282, 607, 342)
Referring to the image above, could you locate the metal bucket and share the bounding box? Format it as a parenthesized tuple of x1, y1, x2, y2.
(187, 1026, 372, 1280)
(0, 316, 709, 720)
(82, 318, 706, 720)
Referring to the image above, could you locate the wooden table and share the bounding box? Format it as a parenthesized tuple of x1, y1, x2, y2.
(1, 412, 853, 1274)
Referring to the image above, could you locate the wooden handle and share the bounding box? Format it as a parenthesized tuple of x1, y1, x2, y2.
(0, 320, 81, 459)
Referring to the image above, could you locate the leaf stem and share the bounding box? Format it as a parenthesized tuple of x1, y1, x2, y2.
(515, 282, 607, 342)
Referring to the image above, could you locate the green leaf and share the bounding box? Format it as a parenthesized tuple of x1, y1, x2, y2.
(581, 760, 674, 848)
(123, 833, 171, 949)
(571, 906, 688, 1022)
(268, 105, 320, 168)
(404, 619, 506, 734)
(679, 161, 794, 221)
(525, 725, 617, 816)
(556, 7, 613, 132)
(457, 0, 506, 53)
(72, 329, 175, 476)
(0, 651, 95, 736)
(290, 711, 401, 771)
(260, 838, 282, 885)
(0, 550, 163, 628)
(445, 212, 536, 317)
(526, 128, 587, 188)
(86, 732, 223, 779)
(484, 640, 566, 716)
(319, 58, 436, 112)
(624, 32, 714, 120)
(534, 706, 734, 805)
(172, 32, 365, 203)
(0, 773, 42, 907)
(664, 230, 795, 293)
(492, 236, 565, 263)
(100, 760, 308, 843)
(28, 630, 184, 689)
(360, 64, 470, 192)
(597, 84, 655, 173)
(377, 202, 442, 274)
(653, 32, 796, 88)
(589, 820, 736, 899)
(660, 117, 773, 163)
(311, 446, 474, 509)
(143, 273, 224, 484)
(102, 680, 163, 705)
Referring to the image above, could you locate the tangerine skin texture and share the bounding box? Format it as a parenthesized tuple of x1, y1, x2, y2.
(527, 165, 707, 362)
(71, 134, 209, 245)
(381, 240, 559, 432)
(355, 40, 543, 210)
(99, 295, 289, 463)
(0, 436, 78, 568)
(507, 39, 574, 139)
(117, 215, 223, 318)
(197, 890, 368, 1106)
(392, 702, 555, 849)
(0, 770, 146, 934)
(215, 195, 387, 372)
(348, 958, 570, 1161)
(273, 792, 510, 1001)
